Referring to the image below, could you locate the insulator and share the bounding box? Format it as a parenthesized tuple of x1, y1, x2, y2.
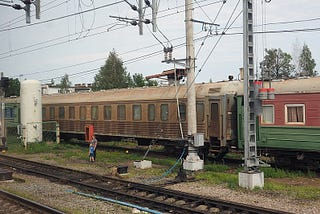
(130, 21, 138, 26)
(164, 52, 168, 61)
(145, 0, 151, 7)
(144, 19, 151, 24)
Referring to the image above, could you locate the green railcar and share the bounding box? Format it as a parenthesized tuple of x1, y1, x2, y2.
(4, 102, 20, 136)
(237, 96, 320, 170)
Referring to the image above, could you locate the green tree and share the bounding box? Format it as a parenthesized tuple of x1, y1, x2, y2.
(92, 50, 131, 91)
(5, 78, 20, 97)
(298, 44, 317, 77)
(146, 79, 158, 86)
(132, 73, 146, 87)
(58, 74, 71, 93)
(260, 48, 294, 79)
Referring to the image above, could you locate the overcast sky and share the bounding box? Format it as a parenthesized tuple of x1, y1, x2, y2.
(0, 0, 319, 85)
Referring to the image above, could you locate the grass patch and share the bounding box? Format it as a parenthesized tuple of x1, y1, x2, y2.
(261, 166, 315, 178)
(264, 182, 320, 200)
(196, 171, 238, 188)
(204, 164, 230, 172)
(148, 157, 178, 166)
(98, 151, 142, 164)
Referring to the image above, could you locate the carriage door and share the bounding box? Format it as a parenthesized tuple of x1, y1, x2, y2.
(209, 96, 227, 147)
(209, 101, 220, 143)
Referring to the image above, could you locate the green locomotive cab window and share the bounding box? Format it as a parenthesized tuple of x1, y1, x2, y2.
(161, 104, 169, 121)
(91, 106, 99, 120)
(148, 104, 155, 121)
(178, 103, 186, 121)
(196, 102, 204, 122)
(262, 105, 274, 124)
(49, 107, 55, 120)
(69, 107, 75, 119)
(104, 105, 112, 120)
(80, 106, 86, 120)
(133, 105, 142, 121)
(59, 107, 65, 119)
(117, 105, 126, 120)
(285, 104, 305, 124)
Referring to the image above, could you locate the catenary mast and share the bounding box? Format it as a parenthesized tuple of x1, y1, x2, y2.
(239, 0, 264, 189)
(183, 0, 204, 171)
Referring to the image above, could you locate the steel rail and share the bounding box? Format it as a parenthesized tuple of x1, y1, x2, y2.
(0, 189, 65, 214)
(0, 154, 292, 214)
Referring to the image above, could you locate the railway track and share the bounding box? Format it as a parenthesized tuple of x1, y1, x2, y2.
(0, 154, 292, 214)
(0, 189, 64, 214)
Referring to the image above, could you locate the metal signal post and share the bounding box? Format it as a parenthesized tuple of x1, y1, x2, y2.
(239, 0, 264, 189)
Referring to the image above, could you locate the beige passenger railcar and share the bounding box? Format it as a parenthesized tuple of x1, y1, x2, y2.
(42, 81, 242, 150)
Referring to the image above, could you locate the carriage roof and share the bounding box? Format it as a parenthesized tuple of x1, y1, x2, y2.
(4, 76, 320, 104)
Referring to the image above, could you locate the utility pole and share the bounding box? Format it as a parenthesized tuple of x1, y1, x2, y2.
(182, 0, 204, 172)
(110, 0, 158, 35)
(0, 73, 9, 149)
(1, 0, 40, 23)
(239, 0, 264, 189)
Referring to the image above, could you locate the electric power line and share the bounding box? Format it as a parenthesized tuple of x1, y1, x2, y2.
(0, 1, 123, 32)
(0, 0, 216, 58)
(0, 0, 72, 29)
(29, 25, 320, 83)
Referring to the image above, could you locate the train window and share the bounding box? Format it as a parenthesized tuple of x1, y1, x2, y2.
(161, 104, 169, 121)
(262, 105, 274, 124)
(148, 104, 155, 121)
(104, 105, 112, 120)
(117, 105, 126, 120)
(178, 103, 186, 121)
(49, 107, 55, 120)
(59, 107, 65, 119)
(42, 107, 46, 120)
(196, 103, 204, 122)
(5, 107, 14, 119)
(133, 105, 142, 121)
(69, 107, 75, 119)
(285, 104, 305, 124)
(80, 106, 86, 120)
(91, 106, 99, 120)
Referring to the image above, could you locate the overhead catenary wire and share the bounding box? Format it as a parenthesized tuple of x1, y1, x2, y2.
(3, 1, 320, 82)
(195, 0, 226, 58)
(146, 25, 166, 48)
(0, 1, 124, 32)
(0, 0, 215, 58)
(2, 14, 319, 59)
(11, 25, 320, 82)
(0, 0, 71, 29)
(76, 0, 96, 39)
(182, 0, 242, 99)
(2, 0, 318, 60)
(0, 0, 214, 32)
(39, 67, 99, 83)
(198, 0, 242, 74)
